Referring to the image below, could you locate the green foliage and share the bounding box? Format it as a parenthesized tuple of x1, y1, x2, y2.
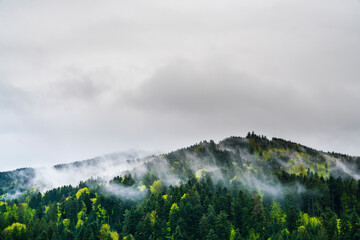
(99, 224, 118, 240)
(3, 222, 27, 239)
(110, 174, 135, 187)
(206, 229, 217, 240)
(76, 187, 90, 199)
(173, 225, 186, 240)
(270, 200, 286, 232)
(150, 180, 163, 194)
(1, 134, 360, 239)
(322, 208, 338, 239)
(248, 228, 260, 240)
(169, 203, 180, 233)
(63, 218, 70, 229)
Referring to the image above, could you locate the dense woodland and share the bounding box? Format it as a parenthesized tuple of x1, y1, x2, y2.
(1, 133, 360, 239)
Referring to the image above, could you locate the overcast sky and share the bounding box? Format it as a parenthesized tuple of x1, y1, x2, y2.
(0, 0, 359, 171)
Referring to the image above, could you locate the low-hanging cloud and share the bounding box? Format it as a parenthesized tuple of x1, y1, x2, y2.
(333, 160, 360, 180)
(30, 150, 152, 192)
(104, 183, 146, 200)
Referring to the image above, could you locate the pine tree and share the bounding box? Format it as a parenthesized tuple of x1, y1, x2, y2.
(173, 225, 186, 240)
(322, 208, 338, 239)
(215, 211, 230, 240)
(206, 229, 218, 240)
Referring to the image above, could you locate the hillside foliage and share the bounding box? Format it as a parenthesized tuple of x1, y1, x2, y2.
(1, 133, 360, 239)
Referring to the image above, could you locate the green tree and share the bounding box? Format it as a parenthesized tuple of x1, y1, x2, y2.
(206, 229, 218, 240)
(169, 203, 180, 233)
(2, 222, 27, 240)
(351, 213, 360, 240)
(322, 208, 338, 239)
(99, 224, 112, 240)
(286, 206, 299, 232)
(340, 218, 351, 240)
(215, 211, 230, 240)
(122, 207, 142, 236)
(270, 200, 286, 233)
(251, 193, 266, 235)
(172, 225, 186, 240)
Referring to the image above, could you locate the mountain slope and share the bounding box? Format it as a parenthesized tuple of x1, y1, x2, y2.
(1, 133, 360, 239)
(1, 133, 359, 199)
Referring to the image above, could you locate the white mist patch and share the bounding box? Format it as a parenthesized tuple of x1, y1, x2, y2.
(105, 183, 146, 200)
(31, 150, 152, 192)
(133, 156, 181, 186)
(230, 166, 287, 198)
(2, 190, 23, 200)
(173, 147, 287, 198)
(184, 152, 224, 182)
(334, 160, 360, 180)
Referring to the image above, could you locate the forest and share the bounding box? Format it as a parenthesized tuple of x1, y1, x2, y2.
(1, 133, 360, 239)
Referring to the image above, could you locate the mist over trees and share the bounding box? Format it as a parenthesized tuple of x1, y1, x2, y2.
(1, 133, 360, 239)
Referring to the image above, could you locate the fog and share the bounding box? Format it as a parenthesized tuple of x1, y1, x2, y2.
(31, 150, 152, 192)
(2, 136, 360, 201)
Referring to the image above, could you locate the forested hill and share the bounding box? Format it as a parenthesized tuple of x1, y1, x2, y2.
(1, 133, 359, 198)
(1, 133, 360, 239)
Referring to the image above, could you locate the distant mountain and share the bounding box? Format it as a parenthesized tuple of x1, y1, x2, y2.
(1, 133, 359, 199)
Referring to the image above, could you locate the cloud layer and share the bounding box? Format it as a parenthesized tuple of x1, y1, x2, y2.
(0, 0, 360, 170)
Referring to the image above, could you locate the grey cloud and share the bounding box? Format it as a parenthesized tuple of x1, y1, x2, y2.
(125, 58, 360, 131)
(0, 81, 32, 135)
(0, 81, 29, 110)
(126, 59, 296, 115)
(0, 0, 360, 171)
(50, 68, 112, 101)
(122, 58, 360, 157)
